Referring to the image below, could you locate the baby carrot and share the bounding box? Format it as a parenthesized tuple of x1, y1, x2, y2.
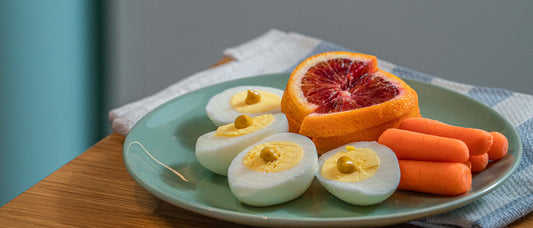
(487, 131, 508, 161)
(399, 118, 494, 156)
(469, 153, 489, 173)
(378, 128, 469, 162)
(398, 160, 472, 196)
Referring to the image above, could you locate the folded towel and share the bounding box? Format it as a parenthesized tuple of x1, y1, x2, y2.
(109, 29, 533, 227)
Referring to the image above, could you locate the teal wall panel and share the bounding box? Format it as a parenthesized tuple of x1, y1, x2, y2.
(0, 0, 100, 206)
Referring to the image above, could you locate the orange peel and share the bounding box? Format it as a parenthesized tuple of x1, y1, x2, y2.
(312, 107, 421, 154)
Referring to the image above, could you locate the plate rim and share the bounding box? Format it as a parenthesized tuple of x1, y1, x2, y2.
(123, 73, 523, 226)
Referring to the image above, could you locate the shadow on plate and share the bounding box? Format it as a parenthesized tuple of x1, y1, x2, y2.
(174, 115, 216, 151)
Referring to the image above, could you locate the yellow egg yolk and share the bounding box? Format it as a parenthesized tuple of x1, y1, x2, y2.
(321, 146, 380, 183)
(243, 141, 303, 173)
(215, 114, 274, 137)
(230, 90, 281, 113)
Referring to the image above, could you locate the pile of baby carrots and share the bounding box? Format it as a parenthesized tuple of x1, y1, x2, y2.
(378, 117, 509, 196)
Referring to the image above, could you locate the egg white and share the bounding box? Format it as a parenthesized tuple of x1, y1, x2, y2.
(315, 141, 400, 206)
(195, 113, 289, 176)
(227, 133, 318, 207)
(205, 85, 284, 126)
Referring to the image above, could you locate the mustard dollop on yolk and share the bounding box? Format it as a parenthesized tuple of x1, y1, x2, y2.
(230, 90, 281, 113)
(215, 114, 274, 137)
(321, 146, 380, 183)
(243, 141, 303, 173)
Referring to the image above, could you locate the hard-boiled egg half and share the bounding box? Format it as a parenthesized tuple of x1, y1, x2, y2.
(228, 133, 318, 206)
(205, 85, 284, 126)
(315, 141, 400, 206)
(195, 113, 288, 176)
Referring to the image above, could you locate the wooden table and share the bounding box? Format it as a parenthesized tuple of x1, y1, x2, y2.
(1, 58, 531, 227)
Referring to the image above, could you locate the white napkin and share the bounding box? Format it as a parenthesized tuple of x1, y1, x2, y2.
(109, 29, 323, 135)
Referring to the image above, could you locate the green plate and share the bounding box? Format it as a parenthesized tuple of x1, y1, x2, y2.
(123, 73, 522, 227)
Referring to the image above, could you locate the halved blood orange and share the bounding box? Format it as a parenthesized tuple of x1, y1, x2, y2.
(281, 51, 420, 139)
(299, 70, 418, 137)
(282, 52, 378, 129)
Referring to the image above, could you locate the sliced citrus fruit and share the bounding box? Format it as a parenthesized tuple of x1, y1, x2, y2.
(282, 52, 378, 129)
(312, 107, 421, 154)
(281, 51, 420, 138)
(299, 70, 418, 137)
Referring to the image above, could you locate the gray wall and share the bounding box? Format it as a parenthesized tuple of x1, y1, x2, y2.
(107, 0, 533, 132)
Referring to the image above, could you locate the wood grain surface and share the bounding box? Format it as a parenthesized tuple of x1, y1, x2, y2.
(0, 57, 531, 227)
